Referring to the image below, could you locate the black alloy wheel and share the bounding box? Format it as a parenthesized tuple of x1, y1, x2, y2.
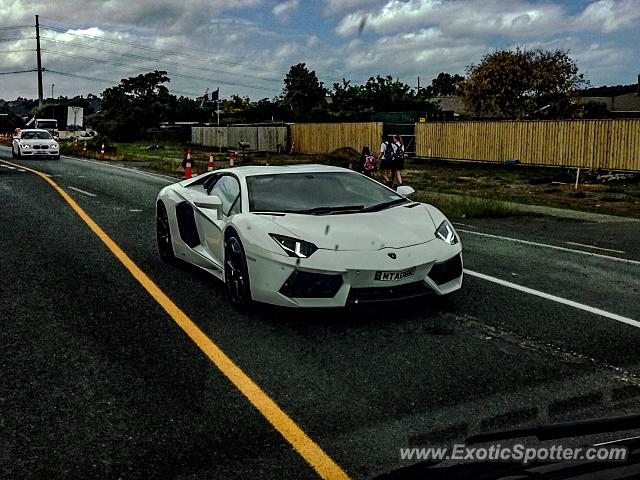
(224, 234, 252, 308)
(156, 202, 175, 262)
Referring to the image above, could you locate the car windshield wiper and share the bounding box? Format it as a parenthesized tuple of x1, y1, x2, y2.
(466, 413, 640, 444)
(361, 198, 408, 212)
(294, 205, 365, 215)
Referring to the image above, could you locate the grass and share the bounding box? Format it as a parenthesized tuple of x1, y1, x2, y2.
(414, 191, 522, 218)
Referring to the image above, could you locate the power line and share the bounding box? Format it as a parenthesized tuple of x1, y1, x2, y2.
(45, 70, 210, 97)
(0, 36, 36, 42)
(41, 49, 280, 93)
(3, 49, 36, 53)
(0, 25, 32, 31)
(38, 21, 373, 88)
(39, 37, 282, 84)
(0, 69, 38, 75)
(41, 24, 288, 76)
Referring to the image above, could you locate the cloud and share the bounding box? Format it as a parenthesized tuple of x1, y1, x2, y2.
(335, 0, 568, 38)
(272, 0, 300, 22)
(574, 0, 640, 33)
(341, 26, 485, 78)
(0, 0, 638, 102)
(323, 0, 387, 15)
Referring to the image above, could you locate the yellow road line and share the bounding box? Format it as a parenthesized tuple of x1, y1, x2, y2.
(3, 159, 350, 480)
(565, 241, 626, 254)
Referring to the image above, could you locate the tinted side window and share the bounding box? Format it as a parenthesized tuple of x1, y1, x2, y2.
(210, 176, 241, 216)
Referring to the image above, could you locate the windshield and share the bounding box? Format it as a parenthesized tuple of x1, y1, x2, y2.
(246, 171, 406, 213)
(36, 121, 57, 129)
(21, 131, 53, 140)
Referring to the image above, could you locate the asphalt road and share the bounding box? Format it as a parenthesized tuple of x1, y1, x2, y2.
(1, 148, 640, 479)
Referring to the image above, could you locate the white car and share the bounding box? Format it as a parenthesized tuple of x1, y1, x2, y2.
(156, 164, 463, 308)
(12, 129, 60, 160)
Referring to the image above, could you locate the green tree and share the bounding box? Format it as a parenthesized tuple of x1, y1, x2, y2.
(281, 63, 327, 121)
(328, 76, 439, 120)
(461, 49, 587, 119)
(101, 70, 172, 140)
(424, 72, 465, 96)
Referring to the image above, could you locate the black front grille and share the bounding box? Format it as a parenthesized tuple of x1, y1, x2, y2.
(279, 271, 343, 298)
(428, 254, 463, 285)
(347, 281, 432, 305)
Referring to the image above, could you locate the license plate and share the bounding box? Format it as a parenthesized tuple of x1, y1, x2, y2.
(374, 267, 416, 281)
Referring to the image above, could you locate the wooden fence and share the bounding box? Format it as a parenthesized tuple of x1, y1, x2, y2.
(415, 119, 640, 171)
(191, 126, 287, 152)
(290, 122, 383, 154)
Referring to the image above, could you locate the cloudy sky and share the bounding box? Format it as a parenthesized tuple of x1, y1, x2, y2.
(1, 0, 639, 101)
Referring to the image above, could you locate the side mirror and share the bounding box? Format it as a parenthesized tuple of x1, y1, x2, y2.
(396, 185, 415, 197)
(193, 194, 223, 220)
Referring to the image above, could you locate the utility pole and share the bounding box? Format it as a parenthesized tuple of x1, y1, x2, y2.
(35, 15, 43, 107)
(417, 77, 420, 90)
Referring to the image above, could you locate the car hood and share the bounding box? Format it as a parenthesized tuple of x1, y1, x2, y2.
(260, 204, 437, 250)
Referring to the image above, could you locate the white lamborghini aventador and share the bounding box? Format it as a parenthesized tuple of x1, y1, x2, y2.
(156, 164, 463, 308)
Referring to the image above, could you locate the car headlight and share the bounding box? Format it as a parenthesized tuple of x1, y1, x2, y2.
(435, 220, 458, 245)
(269, 234, 318, 258)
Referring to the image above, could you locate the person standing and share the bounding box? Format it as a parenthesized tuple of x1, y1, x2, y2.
(392, 134, 405, 186)
(378, 135, 396, 185)
(358, 146, 376, 177)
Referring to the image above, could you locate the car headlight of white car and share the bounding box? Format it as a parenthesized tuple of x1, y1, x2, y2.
(269, 234, 318, 258)
(435, 220, 458, 245)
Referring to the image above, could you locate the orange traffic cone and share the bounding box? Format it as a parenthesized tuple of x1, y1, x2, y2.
(229, 154, 235, 168)
(207, 152, 215, 172)
(82, 142, 88, 158)
(99, 143, 105, 160)
(290, 142, 296, 154)
(265, 157, 270, 166)
(183, 150, 193, 179)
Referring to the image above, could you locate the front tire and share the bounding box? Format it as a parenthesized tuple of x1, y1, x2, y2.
(224, 233, 252, 309)
(156, 201, 175, 263)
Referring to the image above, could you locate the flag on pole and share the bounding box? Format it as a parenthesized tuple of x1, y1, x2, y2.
(200, 88, 219, 108)
(200, 89, 209, 108)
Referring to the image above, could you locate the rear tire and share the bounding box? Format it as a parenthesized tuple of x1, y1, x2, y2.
(11, 146, 16, 158)
(224, 233, 252, 309)
(156, 201, 175, 263)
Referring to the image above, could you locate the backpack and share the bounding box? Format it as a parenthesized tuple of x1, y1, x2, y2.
(363, 154, 376, 171)
(394, 143, 404, 162)
(382, 141, 395, 163)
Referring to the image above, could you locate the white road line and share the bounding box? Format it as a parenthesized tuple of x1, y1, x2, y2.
(68, 186, 97, 197)
(565, 241, 625, 254)
(129, 209, 142, 212)
(64, 156, 176, 183)
(452, 222, 478, 229)
(465, 269, 640, 328)
(17, 168, 25, 172)
(458, 229, 640, 266)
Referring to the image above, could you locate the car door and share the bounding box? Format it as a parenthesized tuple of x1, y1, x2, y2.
(194, 174, 242, 267)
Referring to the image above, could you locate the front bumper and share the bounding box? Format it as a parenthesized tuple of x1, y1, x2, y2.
(19, 147, 59, 157)
(245, 239, 463, 308)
